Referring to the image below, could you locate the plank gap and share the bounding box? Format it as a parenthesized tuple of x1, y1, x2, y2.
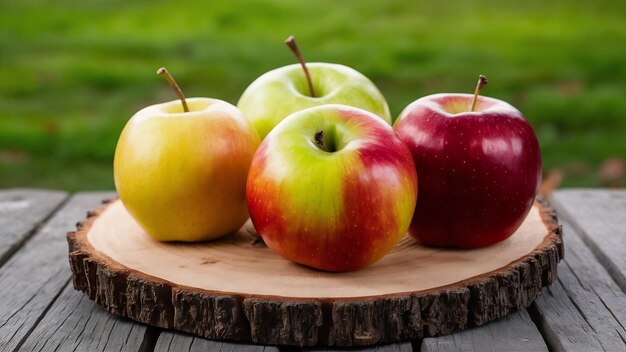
(562, 261, 586, 290)
(139, 326, 162, 352)
(595, 292, 626, 332)
(618, 330, 626, 346)
(411, 339, 422, 352)
(560, 279, 596, 333)
(11, 277, 72, 352)
(526, 303, 556, 352)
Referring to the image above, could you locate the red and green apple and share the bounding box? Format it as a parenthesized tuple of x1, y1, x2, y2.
(247, 104, 417, 271)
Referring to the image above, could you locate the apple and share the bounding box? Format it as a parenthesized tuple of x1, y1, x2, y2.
(237, 36, 391, 140)
(114, 68, 259, 242)
(246, 104, 417, 272)
(393, 75, 541, 248)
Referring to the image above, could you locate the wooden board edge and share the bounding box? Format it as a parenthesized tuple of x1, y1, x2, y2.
(67, 197, 563, 347)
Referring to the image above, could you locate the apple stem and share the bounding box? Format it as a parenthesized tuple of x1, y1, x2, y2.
(313, 129, 337, 153)
(285, 35, 316, 97)
(157, 67, 189, 112)
(470, 74, 488, 112)
(314, 130, 327, 151)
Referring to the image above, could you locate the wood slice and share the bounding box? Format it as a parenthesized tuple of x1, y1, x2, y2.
(67, 198, 563, 347)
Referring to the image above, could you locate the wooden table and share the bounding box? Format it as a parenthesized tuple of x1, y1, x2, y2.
(0, 188, 624, 352)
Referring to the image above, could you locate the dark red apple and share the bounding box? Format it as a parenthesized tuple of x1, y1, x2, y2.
(393, 77, 541, 248)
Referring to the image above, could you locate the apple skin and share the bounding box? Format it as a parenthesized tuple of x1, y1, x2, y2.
(393, 93, 541, 248)
(247, 104, 417, 272)
(237, 63, 391, 140)
(114, 98, 259, 242)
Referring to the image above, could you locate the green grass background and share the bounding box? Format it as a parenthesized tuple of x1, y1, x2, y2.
(1, 0, 625, 191)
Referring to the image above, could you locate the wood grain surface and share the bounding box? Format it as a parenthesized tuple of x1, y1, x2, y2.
(67, 199, 562, 347)
(550, 190, 626, 291)
(530, 218, 626, 351)
(0, 193, 113, 351)
(0, 189, 67, 266)
(154, 330, 280, 352)
(421, 311, 548, 352)
(2, 189, 624, 351)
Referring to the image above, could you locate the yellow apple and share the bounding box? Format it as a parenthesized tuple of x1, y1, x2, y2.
(114, 97, 259, 241)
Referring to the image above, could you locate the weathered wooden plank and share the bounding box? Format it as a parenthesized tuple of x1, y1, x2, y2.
(550, 189, 626, 291)
(530, 219, 626, 351)
(0, 193, 113, 352)
(154, 330, 280, 352)
(421, 311, 548, 352)
(304, 342, 413, 351)
(17, 283, 154, 352)
(0, 188, 68, 266)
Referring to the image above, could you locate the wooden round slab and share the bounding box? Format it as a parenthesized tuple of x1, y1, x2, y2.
(68, 199, 562, 347)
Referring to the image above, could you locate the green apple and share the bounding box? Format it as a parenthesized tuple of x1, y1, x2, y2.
(114, 68, 259, 242)
(246, 104, 417, 271)
(237, 36, 391, 140)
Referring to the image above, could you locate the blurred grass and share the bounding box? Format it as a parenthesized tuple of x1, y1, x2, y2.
(1, 0, 625, 191)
